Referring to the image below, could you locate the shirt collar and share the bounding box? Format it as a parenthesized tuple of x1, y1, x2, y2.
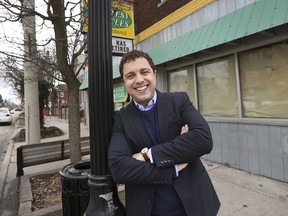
(134, 91, 157, 111)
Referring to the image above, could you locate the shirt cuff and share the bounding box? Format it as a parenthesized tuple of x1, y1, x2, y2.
(149, 149, 178, 177)
(148, 148, 154, 163)
(175, 165, 179, 177)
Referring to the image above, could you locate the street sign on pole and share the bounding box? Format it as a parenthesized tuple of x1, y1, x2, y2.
(112, 37, 133, 55)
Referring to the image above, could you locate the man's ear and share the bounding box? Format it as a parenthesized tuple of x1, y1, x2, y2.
(154, 70, 157, 75)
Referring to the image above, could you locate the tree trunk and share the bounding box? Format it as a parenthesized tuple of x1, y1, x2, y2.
(50, 0, 82, 162)
(67, 79, 81, 162)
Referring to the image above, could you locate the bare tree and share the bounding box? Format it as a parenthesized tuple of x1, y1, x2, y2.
(2, 54, 55, 127)
(0, 94, 3, 105)
(0, 0, 87, 162)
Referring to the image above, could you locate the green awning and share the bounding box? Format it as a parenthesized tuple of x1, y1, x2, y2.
(148, 0, 288, 65)
(79, 79, 88, 90)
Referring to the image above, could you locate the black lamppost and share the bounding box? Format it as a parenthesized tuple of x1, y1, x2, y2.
(85, 0, 125, 215)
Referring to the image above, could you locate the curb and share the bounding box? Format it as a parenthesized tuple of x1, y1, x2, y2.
(0, 139, 15, 201)
(19, 173, 62, 216)
(32, 204, 62, 216)
(18, 176, 33, 216)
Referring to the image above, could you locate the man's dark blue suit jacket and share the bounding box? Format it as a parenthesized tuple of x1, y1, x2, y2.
(108, 90, 220, 216)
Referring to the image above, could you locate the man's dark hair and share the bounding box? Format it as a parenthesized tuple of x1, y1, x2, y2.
(119, 50, 156, 78)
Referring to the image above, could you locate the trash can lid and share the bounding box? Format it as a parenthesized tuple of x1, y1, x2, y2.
(59, 160, 90, 179)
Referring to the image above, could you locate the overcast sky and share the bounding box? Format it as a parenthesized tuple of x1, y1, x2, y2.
(0, 78, 20, 104)
(0, 1, 79, 105)
(0, 20, 22, 104)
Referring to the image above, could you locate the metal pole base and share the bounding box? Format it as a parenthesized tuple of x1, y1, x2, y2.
(84, 174, 125, 216)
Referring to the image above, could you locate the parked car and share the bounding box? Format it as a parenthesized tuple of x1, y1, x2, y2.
(0, 107, 12, 125)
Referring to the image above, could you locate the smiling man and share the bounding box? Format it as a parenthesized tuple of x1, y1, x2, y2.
(108, 50, 220, 216)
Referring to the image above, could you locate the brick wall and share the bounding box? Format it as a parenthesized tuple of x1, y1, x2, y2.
(134, 0, 191, 34)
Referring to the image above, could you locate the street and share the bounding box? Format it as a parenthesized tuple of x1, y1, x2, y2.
(0, 124, 12, 166)
(0, 112, 19, 169)
(0, 111, 20, 216)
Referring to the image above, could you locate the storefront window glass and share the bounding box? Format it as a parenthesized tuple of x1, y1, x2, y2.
(197, 55, 238, 117)
(239, 44, 288, 118)
(168, 66, 195, 104)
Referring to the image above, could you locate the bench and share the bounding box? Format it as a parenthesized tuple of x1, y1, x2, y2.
(16, 136, 90, 177)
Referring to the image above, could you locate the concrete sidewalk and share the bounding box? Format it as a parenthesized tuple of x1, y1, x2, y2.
(1, 116, 288, 216)
(205, 162, 288, 216)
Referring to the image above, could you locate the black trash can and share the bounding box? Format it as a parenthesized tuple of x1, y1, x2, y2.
(59, 160, 90, 216)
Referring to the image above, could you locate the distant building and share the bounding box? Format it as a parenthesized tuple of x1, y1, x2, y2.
(52, 84, 68, 119)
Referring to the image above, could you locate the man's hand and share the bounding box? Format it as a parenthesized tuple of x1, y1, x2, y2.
(132, 152, 146, 161)
(180, 124, 189, 134)
(177, 124, 189, 171)
(177, 163, 188, 172)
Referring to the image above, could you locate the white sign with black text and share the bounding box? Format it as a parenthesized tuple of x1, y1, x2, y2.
(112, 37, 133, 55)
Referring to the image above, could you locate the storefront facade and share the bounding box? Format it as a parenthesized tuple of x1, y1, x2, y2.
(121, 0, 288, 182)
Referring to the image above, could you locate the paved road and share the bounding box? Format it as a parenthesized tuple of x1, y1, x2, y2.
(0, 112, 20, 216)
(0, 113, 18, 169)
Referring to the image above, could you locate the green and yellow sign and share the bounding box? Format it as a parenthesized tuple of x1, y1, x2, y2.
(82, 0, 88, 32)
(82, 1, 135, 39)
(113, 83, 128, 103)
(111, 2, 135, 39)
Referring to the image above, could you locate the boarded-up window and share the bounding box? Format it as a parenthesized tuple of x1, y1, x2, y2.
(239, 44, 288, 118)
(197, 55, 238, 117)
(168, 66, 195, 104)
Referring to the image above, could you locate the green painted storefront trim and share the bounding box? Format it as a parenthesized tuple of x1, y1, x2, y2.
(79, 79, 88, 90)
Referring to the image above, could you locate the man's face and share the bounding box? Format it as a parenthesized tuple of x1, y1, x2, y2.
(122, 57, 157, 107)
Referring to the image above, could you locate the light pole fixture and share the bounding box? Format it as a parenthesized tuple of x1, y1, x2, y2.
(85, 0, 125, 215)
